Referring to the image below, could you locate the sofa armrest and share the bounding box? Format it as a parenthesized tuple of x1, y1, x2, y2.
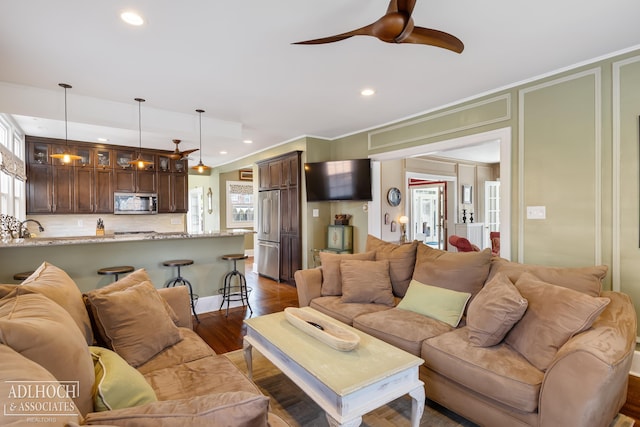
(83, 392, 270, 427)
(157, 286, 192, 329)
(293, 267, 323, 307)
(538, 291, 637, 427)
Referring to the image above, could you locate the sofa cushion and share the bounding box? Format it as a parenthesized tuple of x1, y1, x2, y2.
(365, 235, 418, 296)
(0, 292, 95, 416)
(20, 261, 94, 345)
(466, 272, 528, 347)
(354, 308, 453, 356)
(137, 328, 216, 375)
(505, 272, 610, 371)
(396, 279, 471, 327)
(0, 344, 82, 426)
(340, 259, 394, 306)
(319, 251, 376, 296)
(143, 354, 262, 400)
(310, 296, 393, 326)
(488, 257, 607, 297)
(85, 280, 183, 367)
(90, 346, 157, 411)
(412, 244, 492, 302)
(83, 392, 270, 427)
(84, 268, 179, 346)
(423, 327, 544, 413)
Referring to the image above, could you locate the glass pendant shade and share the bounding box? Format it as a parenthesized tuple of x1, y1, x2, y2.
(191, 109, 210, 173)
(50, 83, 83, 163)
(129, 97, 154, 169)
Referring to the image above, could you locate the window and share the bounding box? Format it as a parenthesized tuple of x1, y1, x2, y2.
(0, 114, 25, 218)
(226, 180, 254, 229)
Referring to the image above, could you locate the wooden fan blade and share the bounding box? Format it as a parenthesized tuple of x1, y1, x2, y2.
(293, 23, 376, 45)
(401, 26, 464, 53)
(167, 152, 182, 160)
(396, 0, 417, 16)
(181, 148, 199, 157)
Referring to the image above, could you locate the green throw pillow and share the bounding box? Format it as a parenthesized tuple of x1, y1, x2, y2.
(397, 279, 471, 327)
(89, 346, 157, 411)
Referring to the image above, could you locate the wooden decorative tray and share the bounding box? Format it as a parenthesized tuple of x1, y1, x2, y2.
(284, 307, 360, 351)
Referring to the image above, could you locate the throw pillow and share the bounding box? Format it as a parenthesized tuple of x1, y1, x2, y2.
(466, 272, 528, 347)
(85, 281, 183, 367)
(412, 243, 492, 301)
(396, 279, 471, 327)
(365, 234, 418, 296)
(487, 257, 607, 297)
(319, 251, 376, 296)
(504, 272, 610, 371)
(84, 268, 179, 347)
(0, 292, 95, 416)
(20, 261, 94, 345)
(340, 259, 394, 306)
(90, 346, 157, 411)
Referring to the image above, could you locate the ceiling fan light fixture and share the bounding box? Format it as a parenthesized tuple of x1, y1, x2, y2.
(50, 83, 83, 164)
(129, 98, 154, 169)
(191, 109, 210, 174)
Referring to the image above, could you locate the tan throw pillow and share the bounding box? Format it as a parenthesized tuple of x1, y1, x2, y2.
(488, 257, 607, 297)
(466, 273, 528, 347)
(319, 251, 376, 296)
(505, 272, 610, 371)
(85, 281, 183, 367)
(340, 259, 394, 306)
(0, 344, 81, 425)
(366, 235, 418, 297)
(20, 261, 94, 345)
(0, 293, 95, 416)
(84, 268, 179, 346)
(412, 243, 492, 299)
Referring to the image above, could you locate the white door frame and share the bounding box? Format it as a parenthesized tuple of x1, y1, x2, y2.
(369, 127, 512, 260)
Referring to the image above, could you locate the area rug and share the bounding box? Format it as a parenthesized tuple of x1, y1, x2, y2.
(225, 350, 634, 427)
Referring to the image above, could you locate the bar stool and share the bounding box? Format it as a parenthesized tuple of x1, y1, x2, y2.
(162, 259, 199, 323)
(219, 254, 252, 317)
(97, 266, 134, 282)
(13, 271, 34, 282)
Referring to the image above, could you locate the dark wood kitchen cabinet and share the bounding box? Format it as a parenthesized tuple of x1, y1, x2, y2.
(257, 151, 302, 284)
(25, 136, 185, 215)
(157, 169, 187, 213)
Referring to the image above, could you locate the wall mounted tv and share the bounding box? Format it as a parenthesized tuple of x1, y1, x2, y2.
(304, 158, 372, 202)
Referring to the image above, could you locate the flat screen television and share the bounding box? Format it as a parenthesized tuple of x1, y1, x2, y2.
(304, 158, 372, 202)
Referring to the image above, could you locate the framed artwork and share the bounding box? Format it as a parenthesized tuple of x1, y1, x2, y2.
(390, 220, 397, 232)
(462, 185, 472, 204)
(384, 213, 390, 225)
(239, 169, 253, 181)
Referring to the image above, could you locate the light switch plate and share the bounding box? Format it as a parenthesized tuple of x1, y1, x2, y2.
(312, 209, 319, 217)
(526, 206, 546, 220)
(170, 217, 182, 225)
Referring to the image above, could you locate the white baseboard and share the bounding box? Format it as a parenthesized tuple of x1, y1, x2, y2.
(194, 294, 245, 315)
(245, 249, 254, 257)
(630, 350, 640, 377)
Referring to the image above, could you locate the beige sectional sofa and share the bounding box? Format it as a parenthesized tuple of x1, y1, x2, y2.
(294, 235, 637, 427)
(0, 262, 286, 427)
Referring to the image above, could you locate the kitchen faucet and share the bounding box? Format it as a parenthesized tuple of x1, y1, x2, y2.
(18, 219, 45, 238)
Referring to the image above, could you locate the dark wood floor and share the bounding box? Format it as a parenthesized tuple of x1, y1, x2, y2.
(193, 258, 640, 423)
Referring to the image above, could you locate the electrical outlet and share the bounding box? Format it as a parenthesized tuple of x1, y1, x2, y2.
(312, 209, 319, 218)
(170, 217, 182, 225)
(526, 206, 546, 220)
(77, 219, 83, 227)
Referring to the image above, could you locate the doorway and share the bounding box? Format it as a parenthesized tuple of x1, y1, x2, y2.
(410, 180, 447, 249)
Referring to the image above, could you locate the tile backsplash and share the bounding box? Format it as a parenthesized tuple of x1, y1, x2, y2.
(25, 214, 186, 238)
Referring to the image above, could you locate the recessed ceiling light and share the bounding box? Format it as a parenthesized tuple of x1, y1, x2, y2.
(220, 151, 227, 155)
(361, 88, 375, 97)
(121, 11, 144, 26)
(243, 140, 253, 144)
(97, 138, 108, 142)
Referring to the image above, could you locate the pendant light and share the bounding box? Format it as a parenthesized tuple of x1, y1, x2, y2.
(191, 109, 210, 173)
(129, 97, 154, 169)
(50, 83, 82, 163)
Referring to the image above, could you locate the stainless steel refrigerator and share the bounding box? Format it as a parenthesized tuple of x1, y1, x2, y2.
(257, 189, 280, 281)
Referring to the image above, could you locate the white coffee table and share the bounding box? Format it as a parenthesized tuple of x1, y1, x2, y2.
(243, 307, 425, 427)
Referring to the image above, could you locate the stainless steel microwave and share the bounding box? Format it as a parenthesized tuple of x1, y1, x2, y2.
(114, 192, 158, 215)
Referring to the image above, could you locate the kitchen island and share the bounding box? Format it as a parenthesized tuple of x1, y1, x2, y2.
(0, 231, 252, 315)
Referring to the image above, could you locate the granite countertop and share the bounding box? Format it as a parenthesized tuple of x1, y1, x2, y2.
(0, 230, 254, 247)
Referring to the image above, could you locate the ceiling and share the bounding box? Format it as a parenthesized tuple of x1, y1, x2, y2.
(0, 1, 638, 168)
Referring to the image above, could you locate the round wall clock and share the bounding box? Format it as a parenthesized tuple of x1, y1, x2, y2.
(387, 187, 401, 206)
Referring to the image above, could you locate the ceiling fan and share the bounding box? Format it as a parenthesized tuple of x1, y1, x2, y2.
(167, 139, 199, 160)
(293, 0, 464, 53)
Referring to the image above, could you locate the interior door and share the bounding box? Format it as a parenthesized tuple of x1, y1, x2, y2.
(410, 181, 447, 249)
